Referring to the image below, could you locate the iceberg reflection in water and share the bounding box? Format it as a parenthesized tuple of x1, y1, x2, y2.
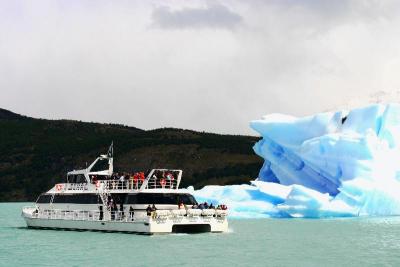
(194, 104, 400, 218)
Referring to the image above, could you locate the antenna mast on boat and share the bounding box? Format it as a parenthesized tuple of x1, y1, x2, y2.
(108, 141, 113, 176)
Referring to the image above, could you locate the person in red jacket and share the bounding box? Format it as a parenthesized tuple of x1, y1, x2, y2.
(133, 173, 139, 189)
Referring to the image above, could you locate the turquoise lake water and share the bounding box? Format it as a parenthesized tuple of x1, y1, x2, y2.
(1, 203, 400, 267)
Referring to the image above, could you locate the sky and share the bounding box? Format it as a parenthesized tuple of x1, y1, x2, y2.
(2, 0, 400, 135)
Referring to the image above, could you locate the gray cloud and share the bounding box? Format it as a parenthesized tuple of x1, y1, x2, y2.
(151, 4, 242, 29)
(1, 1, 400, 135)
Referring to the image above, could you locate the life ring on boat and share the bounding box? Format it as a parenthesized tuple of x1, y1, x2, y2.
(56, 184, 63, 191)
(160, 178, 166, 187)
(95, 180, 101, 189)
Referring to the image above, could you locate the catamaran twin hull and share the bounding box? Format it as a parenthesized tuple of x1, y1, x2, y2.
(21, 143, 229, 234)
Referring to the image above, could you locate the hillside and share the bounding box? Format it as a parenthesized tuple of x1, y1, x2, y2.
(0, 108, 262, 201)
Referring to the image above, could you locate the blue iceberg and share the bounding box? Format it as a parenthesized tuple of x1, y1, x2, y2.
(193, 104, 400, 218)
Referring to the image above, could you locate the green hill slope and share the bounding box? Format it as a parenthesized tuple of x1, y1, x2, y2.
(0, 108, 262, 201)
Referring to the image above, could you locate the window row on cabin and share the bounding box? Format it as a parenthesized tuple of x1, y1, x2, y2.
(125, 193, 198, 205)
(36, 194, 101, 204)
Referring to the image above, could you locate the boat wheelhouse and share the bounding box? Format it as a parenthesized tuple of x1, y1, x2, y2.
(21, 144, 228, 234)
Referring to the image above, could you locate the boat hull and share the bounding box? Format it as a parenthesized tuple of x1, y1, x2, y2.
(22, 214, 228, 234)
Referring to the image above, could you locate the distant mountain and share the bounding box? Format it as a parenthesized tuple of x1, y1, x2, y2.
(0, 109, 262, 201)
(0, 108, 26, 120)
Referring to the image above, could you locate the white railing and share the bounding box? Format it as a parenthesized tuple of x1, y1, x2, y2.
(34, 209, 101, 221)
(101, 180, 144, 190)
(100, 180, 177, 190)
(24, 207, 227, 223)
(108, 211, 136, 222)
(53, 179, 179, 193)
(152, 209, 228, 219)
(27, 208, 137, 222)
(146, 180, 177, 190)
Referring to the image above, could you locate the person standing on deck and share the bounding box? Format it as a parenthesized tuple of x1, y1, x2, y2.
(133, 173, 139, 189)
(119, 174, 125, 189)
(166, 172, 174, 188)
(146, 205, 152, 216)
(152, 173, 158, 188)
(129, 206, 134, 221)
(129, 174, 134, 189)
(139, 172, 145, 187)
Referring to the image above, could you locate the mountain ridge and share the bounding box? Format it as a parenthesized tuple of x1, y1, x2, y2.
(0, 108, 262, 201)
(0, 108, 27, 120)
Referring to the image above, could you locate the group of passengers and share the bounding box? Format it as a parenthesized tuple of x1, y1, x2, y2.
(193, 202, 212, 210)
(177, 201, 228, 211)
(107, 197, 125, 220)
(90, 172, 146, 190)
(91, 170, 177, 190)
(151, 171, 176, 189)
(114, 172, 146, 189)
(146, 204, 157, 218)
(190, 202, 226, 210)
(146, 201, 227, 217)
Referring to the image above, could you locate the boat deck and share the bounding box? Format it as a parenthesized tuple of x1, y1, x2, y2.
(22, 206, 228, 233)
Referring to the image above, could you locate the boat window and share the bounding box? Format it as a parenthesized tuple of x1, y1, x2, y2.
(52, 194, 100, 204)
(36, 194, 52, 203)
(90, 158, 109, 172)
(125, 193, 198, 205)
(67, 174, 87, 183)
(177, 194, 197, 205)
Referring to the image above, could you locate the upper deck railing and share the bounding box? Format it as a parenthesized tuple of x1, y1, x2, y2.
(98, 178, 178, 191)
(52, 169, 183, 193)
(101, 180, 143, 190)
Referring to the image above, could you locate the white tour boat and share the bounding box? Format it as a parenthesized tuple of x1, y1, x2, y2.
(21, 144, 228, 234)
